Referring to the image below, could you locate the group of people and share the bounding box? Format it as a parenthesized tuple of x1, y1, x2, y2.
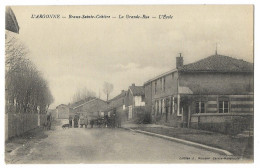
(69, 114, 89, 128)
(68, 112, 122, 129)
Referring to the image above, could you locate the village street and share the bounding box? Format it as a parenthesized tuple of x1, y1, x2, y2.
(6, 120, 225, 164)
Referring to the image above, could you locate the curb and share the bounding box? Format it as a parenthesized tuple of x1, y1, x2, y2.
(123, 127, 233, 156)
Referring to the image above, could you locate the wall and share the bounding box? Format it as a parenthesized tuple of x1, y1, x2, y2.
(190, 113, 253, 134)
(189, 94, 253, 134)
(152, 71, 179, 99)
(179, 72, 253, 95)
(125, 89, 134, 107)
(57, 106, 70, 119)
(134, 96, 145, 106)
(6, 113, 46, 140)
(145, 71, 179, 123)
(80, 99, 108, 118)
(144, 82, 152, 122)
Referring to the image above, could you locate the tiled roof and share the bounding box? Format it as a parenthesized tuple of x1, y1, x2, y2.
(105, 91, 127, 111)
(129, 86, 144, 96)
(179, 55, 253, 72)
(70, 97, 95, 108)
(108, 91, 127, 102)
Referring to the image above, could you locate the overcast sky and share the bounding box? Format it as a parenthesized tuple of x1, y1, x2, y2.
(10, 5, 253, 108)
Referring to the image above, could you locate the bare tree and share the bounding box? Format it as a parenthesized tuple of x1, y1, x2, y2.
(5, 33, 54, 114)
(71, 87, 96, 103)
(103, 82, 114, 101)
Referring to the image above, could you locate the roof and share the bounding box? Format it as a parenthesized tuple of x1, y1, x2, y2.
(179, 55, 253, 72)
(56, 104, 69, 109)
(108, 90, 127, 102)
(129, 85, 144, 96)
(70, 97, 95, 109)
(5, 7, 19, 34)
(72, 97, 107, 109)
(144, 68, 178, 85)
(106, 90, 127, 111)
(144, 54, 253, 85)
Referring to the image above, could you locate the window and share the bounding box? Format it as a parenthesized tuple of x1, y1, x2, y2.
(155, 101, 158, 115)
(179, 107, 183, 115)
(163, 77, 166, 91)
(154, 81, 157, 94)
(141, 95, 145, 102)
(161, 99, 163, 114)
(219, 101, 229, 113)
(195, 101, 205, 113)
(160, 78, 162, 89)
(159, 100, 161, 114)
(162, 99, 165, 114)
(171, 97, 175, 114)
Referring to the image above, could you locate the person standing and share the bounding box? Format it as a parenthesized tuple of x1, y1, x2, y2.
(79, 114, 85, 128)
(84, 116, 88, 128)
(46, 114, 52, 130)
(90, 119, 94, 128)
(69, 115, 73, 128)
(117, 112, 122, 128)
(74, 115, 79, 128)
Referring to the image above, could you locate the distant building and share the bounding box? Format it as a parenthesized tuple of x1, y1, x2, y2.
(71, 97, 108, 120)
(125, 84, 145, 120)
(105, 90, 128, 121)
(144, 53, 253, 134)
(56, 104, 70, 119)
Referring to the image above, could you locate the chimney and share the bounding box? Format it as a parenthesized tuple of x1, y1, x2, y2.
(132, 83, 135, 86)
(176, 53, 184, 68)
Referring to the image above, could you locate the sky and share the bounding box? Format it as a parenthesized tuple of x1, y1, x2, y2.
(9, 5, 253, 108)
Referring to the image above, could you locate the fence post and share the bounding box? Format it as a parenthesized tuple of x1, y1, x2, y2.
(38, 110, 40, 127)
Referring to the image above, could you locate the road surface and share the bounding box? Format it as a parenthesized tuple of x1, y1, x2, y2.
(7, 121, 224, 163)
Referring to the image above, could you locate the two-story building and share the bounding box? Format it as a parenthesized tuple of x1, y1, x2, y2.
(125, 84, 146, 120)
(144, 53, 253, 134)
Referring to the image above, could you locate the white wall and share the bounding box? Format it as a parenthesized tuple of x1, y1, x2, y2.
(134, 96, 145, 106)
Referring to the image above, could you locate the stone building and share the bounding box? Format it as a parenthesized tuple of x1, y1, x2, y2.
(144, 53, 253, 134)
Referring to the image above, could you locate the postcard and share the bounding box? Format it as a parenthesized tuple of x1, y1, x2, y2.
(4, 5, 254, 164)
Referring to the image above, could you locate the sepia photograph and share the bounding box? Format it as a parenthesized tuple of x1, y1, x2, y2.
(4, 5, 254, 164)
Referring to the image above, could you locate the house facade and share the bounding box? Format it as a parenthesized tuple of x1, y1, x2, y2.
(56, 104, 70, 119)
(125, 84, 146, 120)
(144, 53, 253, 134)
(71, 98, 108, 119)
(105, 90, 128, 121)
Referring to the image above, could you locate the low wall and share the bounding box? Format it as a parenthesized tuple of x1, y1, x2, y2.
(5, 113, 47, 141)
(190, 113, 253, 134)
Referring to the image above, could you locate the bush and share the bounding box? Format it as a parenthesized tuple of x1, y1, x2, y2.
(134, 107, 151, 124)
